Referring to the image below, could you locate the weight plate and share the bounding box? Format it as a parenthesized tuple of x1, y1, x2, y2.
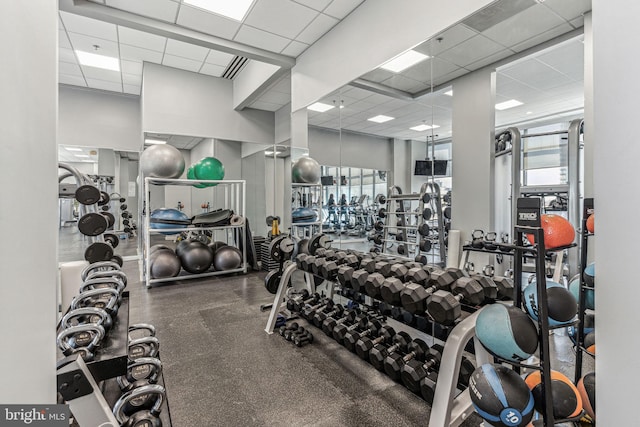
(97, 191, 110, 206)
(101, 212, 115, 228)
(268, 236, 286, 262)
(104, 233, 120, 249)
(420, 239, 432, 252)
(264, 270, 282, 294)
(75, 185, 101, 205)
(444, 206, 451, 219)
(422, 193, 431, 204)
(418, 223, 430, 236)
(308, 234, 331, 255)
(85, 242, 114, 264)
(111, 255, 124, 267)
(422, 208, 432, 221)
(78, 213, 108, 236)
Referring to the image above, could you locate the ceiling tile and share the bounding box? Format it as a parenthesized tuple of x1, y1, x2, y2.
(120, 44, 164, 63)
(360, 68, 395, 84)
(122, 73, 142, 86)
(204, 50, 234, 67)
(245, 0, 318, 39)
(249, 100, 285, 111)
(259, 90, 291, 105)
(569, 16, 584, 28)
(341, 86, 373, 100)
(59, 30, 72, 49)
(165, 38, 209, 61)
(482, 4, 568, 48)
(462, 0, 536, 32)
(323, 0, 364, 19)
(200, 63, 226, 77)
(234, 25, 290, 53)
(542, 0, 591, 21)
(60, 74, 87, 87)
(68, 32, 120, 57)
(414, 24, 478, 57)
(431, 67, 469, 87)
(293, 0, 332, 12)
(295, 13, 339, 45)
(402, 57, 460, 83)
(436, 35, 505, 68)
(59, 61, 83, 76)
(500, 59, 574, 91)
(496, 74, 539, 98)
(59, 11, 117, 41)
(121, 59, 143, 75)
(466, 49, 514, 71)
(381, 75, 424, 92)
(59, 47, 77, 64)
(535, 39, 584, 77)
(162, 54, 203, 72)
(510, 23, 574, 52)
(281, 40, 309, 57)
(86, 78, 123, 92)
(123, 84, 141, 95)
(81, 66, 122, 82)
(105, 0, 179, 23)
(176, 5, 241, 39)
(117, 26, 166, 52)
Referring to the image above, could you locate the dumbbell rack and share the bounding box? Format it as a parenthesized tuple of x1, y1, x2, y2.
(291, 183, 323, 239)
(142, 177, 247, 288)
(574, 198, 595, 383)
(264, 260, 495, 427)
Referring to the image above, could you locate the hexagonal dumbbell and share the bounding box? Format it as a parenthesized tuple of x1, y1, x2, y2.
(493, 276, 514, 300)
(285, 289, 311, 312)
(369, 331, 412, 372)
(364, 273, 386, 299)
(336, 252, 359, 268)
(360, 258, 378, 274)
(426, 277, 485, 325)
(301, 299, 334, 320)
(374, 261, 391, 276)
(399, 277, 455, 314)
(343, 320, 383, 352)
(388, 263, 408, 279)
(428, 268, 458, 289)
(420, 355, 476, 403)
(401, 344, 444, 394)
(322, 309, 357, 336)
(384, 338, 430, 382)
(300, 255, 316, 272)
(295, 254, 308, 271)
(312, 303, 344, 328)
(311, 257, 327, 276)
(355, 325, 396, 360)
(319, 259, 340, 280)
(332, 313, 369, 344)
(472, 274, 498, 301)
(351, 269, 369, 293)
(445, 267, 465, 279)
(404, 261, 423, 270)
(405, 267, 429, 285)
(380, 277, 405, 306)
(290, 292, 320, 313)
(337, 265, 355, 288)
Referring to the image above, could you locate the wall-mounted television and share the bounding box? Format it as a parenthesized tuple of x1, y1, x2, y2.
(321, 176, 334, 186)
(414, 160, 448, 176)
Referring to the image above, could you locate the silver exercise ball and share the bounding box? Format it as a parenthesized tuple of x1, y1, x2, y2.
(140, 144, 185, 179)
(150, 249, 182, 279)
(291, 157, 321, 184)
(213, 246, 242, 271)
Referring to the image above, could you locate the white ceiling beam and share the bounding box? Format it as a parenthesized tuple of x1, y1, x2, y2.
(60, 0, 295, 68)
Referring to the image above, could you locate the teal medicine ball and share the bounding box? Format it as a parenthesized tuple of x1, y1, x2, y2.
(476, 304, 538, 363)
(523, 280, 577, 327)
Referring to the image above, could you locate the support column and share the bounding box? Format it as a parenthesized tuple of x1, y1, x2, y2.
(583, 12, 593, 199)
(451, 69, 496, 244)
(290, 108, 308, 149)
(592, 1, 640, 423)
(0, 0, 58, 403)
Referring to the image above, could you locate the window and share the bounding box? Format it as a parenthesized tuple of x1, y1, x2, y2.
(522, 124, 568, 186)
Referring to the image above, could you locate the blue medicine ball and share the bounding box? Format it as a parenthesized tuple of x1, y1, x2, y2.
(150, 208, 190, 235)
(523, 280, 577, 327)
(476, 304, 538, 363)
(583, 262, 595, 287)
(469, 364, 535, 427)
(568, 275, 595, 310)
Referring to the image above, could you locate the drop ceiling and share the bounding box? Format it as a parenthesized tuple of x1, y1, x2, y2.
(144, 133, 206, 150)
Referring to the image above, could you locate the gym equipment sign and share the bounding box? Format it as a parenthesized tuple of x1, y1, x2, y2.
(0, 405, 68, 426)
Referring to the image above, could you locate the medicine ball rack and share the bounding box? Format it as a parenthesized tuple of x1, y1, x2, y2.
(291, 183, 323, 239)
(574, 198, 595, 383)
(142, 177, 247, 288)
(263, 255, 495, 426)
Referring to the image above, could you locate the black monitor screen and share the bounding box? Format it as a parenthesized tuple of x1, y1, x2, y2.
(414, 160, 448, 176)
(320, 176, 334, 186)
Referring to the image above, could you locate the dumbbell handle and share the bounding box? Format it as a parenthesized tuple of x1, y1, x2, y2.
(420, 354, 440, 372)
(402, 350, 419, 363)
(370, 333, 391, 346)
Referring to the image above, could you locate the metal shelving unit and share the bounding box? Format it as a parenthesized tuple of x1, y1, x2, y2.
(291, 183, 323, 240)
(142, 177, 247, 288)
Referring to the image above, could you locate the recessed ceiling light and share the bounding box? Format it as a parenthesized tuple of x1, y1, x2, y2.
(183, 0, 255, 21)
(495, 99, 523, 110)
(144, 139, 167, 145)
(76, 51, 120, 71)
(526, 111, 533, 115)
(368, 115, 395, 123)
(264, 151, 282, 156)
(443, 90, 453, 96)
(81, 160, 95, 163)
(64, 147, 83, 152)
(380, 50, 429, 73)
(74, 154, 90, 158)
(410, 124, 440, 131)
(307, 102, 335, 113)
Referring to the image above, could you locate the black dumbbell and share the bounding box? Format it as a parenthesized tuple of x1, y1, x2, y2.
(426, 277, 485, 325)
(472, 274, 499, 301)
(355, 325, 396, 360)
(311, 257, 327, 276)
(369, 331, 412, 371)
(84, 233, 121, 264)
(294, 330, 314, 347)
(343, 320, 384, 352)
(384, 338, 430, 382)
(295, 253, 308, 270)
(313, 304, 344, 328)
(364, 273, 386, 299)
(401, 343, 444, 394)
(319, 259, 340, 280)
(322, 309, 357, 336)
(493, 276, 514, 300)
(420, 355, 476, 403)
(351, 269, 369, 293)
(429, 269, 459, 288)
(301, 299, 334, 320)
(279, 322, 300, 337)
(360, 258, 377, 274)
(405, 267, 429, 285)
(285, 325, 307, 341)
(337, 265, 355, 288)
(332, 313, 371, 344)
(300, 255, 316, 272)
(287, 291, 318, 312)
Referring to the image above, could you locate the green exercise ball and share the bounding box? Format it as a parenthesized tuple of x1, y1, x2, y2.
(187, 165, 207, 188)
(194, 157, 225, 187)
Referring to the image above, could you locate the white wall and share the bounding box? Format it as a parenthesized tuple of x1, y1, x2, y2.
(391, 139, 412, 193)
(275, 103, 291, 144)
(242, 151, 267, 235)
(291, 0, 494, 111)
(142, 63, 275, 144)
(0, 0, 57, 403)
(308, 126, 392, 170)
(233, 60, 280, 109)
(59, 85, 141, 151)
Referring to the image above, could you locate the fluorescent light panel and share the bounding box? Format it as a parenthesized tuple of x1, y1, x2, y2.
(410, 124, 440, 131)
(74, 154, 90, 158)
(380, 50, 429, 73)
(64, 147, 83, 152)
(183, 0, 254, 21)
(76, 51, 120, 71)
(265, 151, 282, 155)
(144, 139, 166, 145)
(307, 102, 335, 113)
(495, 99, 523, 110)
(444, 90, 453, 96)
(368, 115, 394, 123)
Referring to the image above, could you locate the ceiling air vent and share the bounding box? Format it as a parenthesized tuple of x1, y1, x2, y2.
(222, 56, 248, 80)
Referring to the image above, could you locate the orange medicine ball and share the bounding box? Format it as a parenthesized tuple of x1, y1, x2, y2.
(524, 370, 583, 419)
(586, 214, 595, 233)
(527, 214, 575, 249)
